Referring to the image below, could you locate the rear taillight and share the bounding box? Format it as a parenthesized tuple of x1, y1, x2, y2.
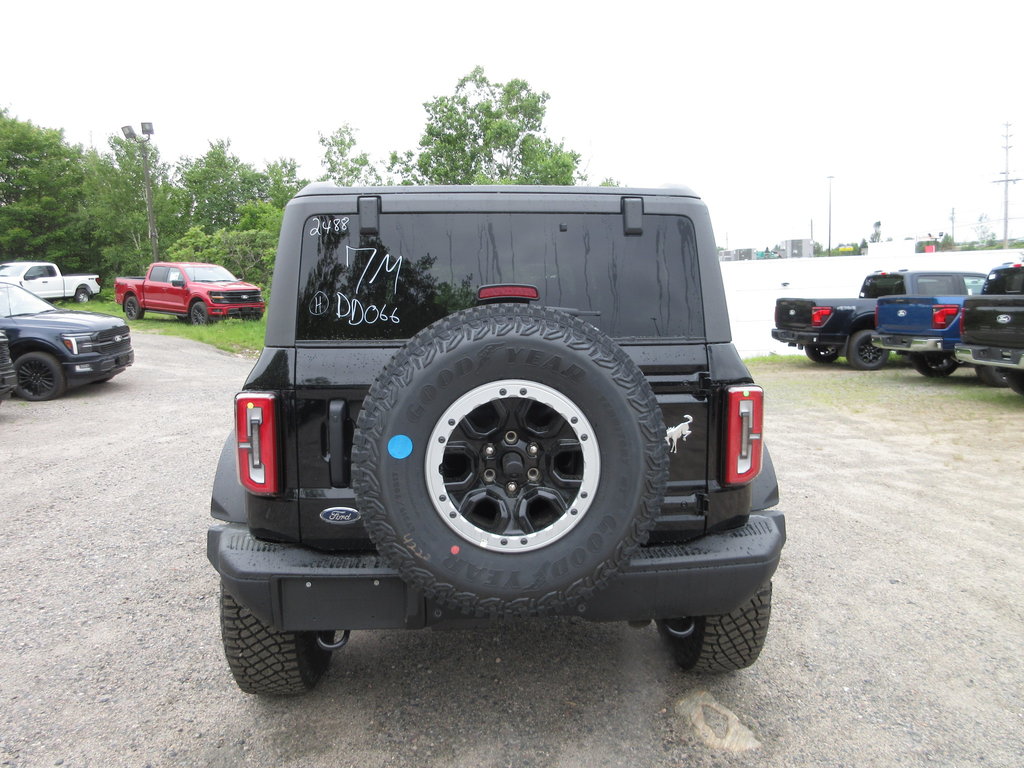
(932, 304, 959, 329)
(723, 385, 764, 486)
(811, 306, 832, 327)
(235, 393, 279, 495)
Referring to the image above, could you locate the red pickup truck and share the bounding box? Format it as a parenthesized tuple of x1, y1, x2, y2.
(115, 262, 265, 324)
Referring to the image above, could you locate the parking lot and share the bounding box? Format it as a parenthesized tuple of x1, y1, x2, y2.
(1, 333, 1021, 767)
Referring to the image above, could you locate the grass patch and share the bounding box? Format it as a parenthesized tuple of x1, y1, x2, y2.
(64, 297, 265, 356)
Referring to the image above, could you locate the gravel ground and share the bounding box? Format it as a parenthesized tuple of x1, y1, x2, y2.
(1, 333, 1021, 768)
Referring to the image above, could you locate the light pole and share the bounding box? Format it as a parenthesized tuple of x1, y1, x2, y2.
(122, 123, 159, 263)
(826, 175, 834, 256)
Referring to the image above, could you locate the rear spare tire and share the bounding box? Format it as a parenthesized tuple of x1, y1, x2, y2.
(352, 304, 668, 618)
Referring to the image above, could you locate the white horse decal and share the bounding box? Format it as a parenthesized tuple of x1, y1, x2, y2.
(665, 416, 694, 453)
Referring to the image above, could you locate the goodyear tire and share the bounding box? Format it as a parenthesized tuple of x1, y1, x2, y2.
(352, 304, 668, 618)
(220, 587, 332, 695)
(657, 582, 773, 672)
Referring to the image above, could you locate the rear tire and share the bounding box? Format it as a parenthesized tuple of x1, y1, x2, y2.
(846, 329, 888, 371)
(73, 285, 91, 302)
(220, 587, 332, 695)
(657, 582, 773, 672)
(908, 352, 959, 378)
(974, 365, 1009, 388)
(1004, 371, 1024, 397)
(124, 294, 144, 321)
(805, 345, 839, 364)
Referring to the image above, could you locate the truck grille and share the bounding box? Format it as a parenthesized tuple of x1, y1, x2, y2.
(213, 290, 263, 304)
(0, 340, 11, 367)
(95, 327, 132, 355)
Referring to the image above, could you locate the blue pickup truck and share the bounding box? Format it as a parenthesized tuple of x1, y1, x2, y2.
(871, 287, 1008, 386)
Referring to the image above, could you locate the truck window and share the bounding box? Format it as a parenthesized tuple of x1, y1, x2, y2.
(149, 266, 170, 283)
(860, 274, 905, 298)
(964, 275, 986, 295)
(25, 265, 55, 280)
(914, 275, 960, 294)
(167, 267, 183, 283)
(985, 269, 1024, 295)
(295, 212, 705, 342)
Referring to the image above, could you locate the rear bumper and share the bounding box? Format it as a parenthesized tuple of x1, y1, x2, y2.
(871, 334, 945, 352)
(208, 511, 786, 630)
(955, 344, 1024, 369)
(771, 328, 846, 347)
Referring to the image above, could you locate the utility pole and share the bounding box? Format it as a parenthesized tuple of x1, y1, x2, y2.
(993, 123, 1020, 250)
(827, 176, 834, 256)
(122, 123, 160, 263)
(949, 208, 955, 244)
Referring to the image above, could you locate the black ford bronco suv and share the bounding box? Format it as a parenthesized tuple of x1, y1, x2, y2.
(207, 185, 785, 695)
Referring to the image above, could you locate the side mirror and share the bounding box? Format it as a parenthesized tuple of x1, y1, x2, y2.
(171, 279, 185, 288)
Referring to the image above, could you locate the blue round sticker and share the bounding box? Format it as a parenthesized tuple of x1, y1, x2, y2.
(388, 434, 414, 460)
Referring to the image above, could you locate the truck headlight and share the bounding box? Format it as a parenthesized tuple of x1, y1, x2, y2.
(61, 333, 95, 355)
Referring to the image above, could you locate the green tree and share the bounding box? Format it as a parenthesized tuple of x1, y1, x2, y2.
(176, 140, 269, 232)
(319, 124, 385, 186)
(0, 110, 92, 268)
(80, 136, 184, 280)
(265, 157, 308, 208)
(388, 66, 582, 185)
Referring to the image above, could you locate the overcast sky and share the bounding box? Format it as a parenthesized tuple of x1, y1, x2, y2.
(3, 0, 1021, 250)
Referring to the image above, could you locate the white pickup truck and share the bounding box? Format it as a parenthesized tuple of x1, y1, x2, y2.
(0, 261, 101, 302)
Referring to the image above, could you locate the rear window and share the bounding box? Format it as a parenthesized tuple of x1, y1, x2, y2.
(984, 267, 1024, 295)
(296, 211, 704, 342)
(860, 274, 906, 298)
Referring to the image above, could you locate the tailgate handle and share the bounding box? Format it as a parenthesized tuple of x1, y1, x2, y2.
(328, 399, 349, 487)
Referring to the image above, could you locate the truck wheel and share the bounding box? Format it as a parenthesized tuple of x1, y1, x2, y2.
(73, 285, 91, 303)
(974, 365, 1009, 388)
(14, 351, 67, 401)
(908, 353, 959, 377)
(1003, 371, 1024, 397)
(189, 301, 213, 325)
(124, 295, 145, 321)
(220, 587, 332, 695)
(657, 582, 772, 672)
(845, 329, 888, 370)
(804, 344, 839, 364)
(352, 304, 668, 618)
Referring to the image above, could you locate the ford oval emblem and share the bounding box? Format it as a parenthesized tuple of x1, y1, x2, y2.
(320, 507, 361, 525)
(996, 314, 1011, 324)
(897, 309, 907, 317)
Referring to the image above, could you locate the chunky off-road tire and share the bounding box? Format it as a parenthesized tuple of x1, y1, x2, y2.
(657, 582, 773, 672)
(352, 304, 668, 618)
(908, 352, 959, 378)
(974, 365, 1009, 388)
(73, 284, 91, 302)
(219, 587, 332, 695)
(1004, 370, 1024, 397)
(805, 344, 839, 364)
(123, 294, 144, 321)
(14, 351, 67, 401)
(846, 329, 888, 370)
(189, 301, 212, 325)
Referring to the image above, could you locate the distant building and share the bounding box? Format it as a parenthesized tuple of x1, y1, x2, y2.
(720, 248, 755, 261)
(779, 239, 812, 259)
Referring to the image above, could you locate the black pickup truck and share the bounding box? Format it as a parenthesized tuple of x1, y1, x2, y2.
(0, 330, 15, 404)
(0, 282, 134, 401)
(772, 270, 986, 369)
(956, 261, 1024, 396)
(207, 184, 786, 695)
